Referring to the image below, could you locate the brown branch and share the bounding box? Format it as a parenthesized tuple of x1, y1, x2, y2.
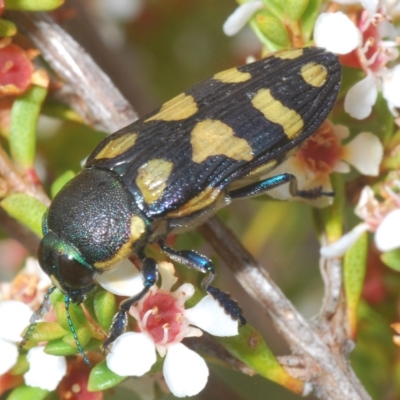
(186, 334, 255, 376)
(5, 11, 138, 133)
(199, 218, 369, 399)
(8, 9, 370, 400)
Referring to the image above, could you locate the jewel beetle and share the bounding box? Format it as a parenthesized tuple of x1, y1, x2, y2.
(22, 47, 341, 363)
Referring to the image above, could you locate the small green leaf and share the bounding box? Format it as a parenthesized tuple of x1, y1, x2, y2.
(23, 321, 68, 342)
(45, 337, 101, 357)
(4, 0, 64, 11)
(344, 232, 368, 339)
(381, 248, 400, 271)
(0, 18, 17, 37)
(45, 337, 79, 356)
(9, 354, 28, 375)
(286, 0, 309, 21)
(88, 360, 126, 392)
(10, 85, 47, 167)
(42, 101, 84, 123)
(302, 0, 321, 38)
(94, 290, 117, 331)
(219, 325, 304, 394)
(50, 170, 75, 198)
(315, 173, 345, 242)
(51, 290, 89, 331)
(63, 326, 92, 348)
(1, 193, 46, 237)
(262, 0, 285, 19)
(6, 385, 48, 400)
(256, 12, 289, 47)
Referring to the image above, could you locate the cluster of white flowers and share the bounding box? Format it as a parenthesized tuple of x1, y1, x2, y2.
(102, 261, 239, 398)
(0, 258, 66, 392)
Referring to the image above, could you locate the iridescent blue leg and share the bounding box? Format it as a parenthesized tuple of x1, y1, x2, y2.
(64, 295, 91, 366)
(19, 286, 55, 350)
(227, 173, 334, 199)
(159, 241, 246, 325)
(103, 256, 158, 351)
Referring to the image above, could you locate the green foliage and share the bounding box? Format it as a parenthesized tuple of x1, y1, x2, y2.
(6, 386, 48, 400)
(10, 86, 47, 167)
(219, 325, 304, 394)
(344, 232, 368, 338)
(1, 194, 46, 237)
(88, 361, 126, 392)
(4, 0, 63, 11)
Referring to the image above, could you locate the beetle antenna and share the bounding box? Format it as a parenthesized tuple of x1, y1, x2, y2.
(64, 295, 91, 366)
(19, 286, 56, 350)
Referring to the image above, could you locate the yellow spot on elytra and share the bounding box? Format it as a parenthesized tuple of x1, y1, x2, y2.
(94, 215, 146, 270)
(213, 67, 251, 83)
(191, 119, 253, 163)
(300, 62, 328, 87)
(136, 159, 173, 204)
(275, 48, 304, 60)
(94, 133, 138, 159)
(145, 93, 198, 122)
(251, 89, 304, 139)
(167, 187, 221, 218)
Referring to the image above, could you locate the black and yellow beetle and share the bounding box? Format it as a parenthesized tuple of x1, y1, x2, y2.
(23, 47, 341, 363)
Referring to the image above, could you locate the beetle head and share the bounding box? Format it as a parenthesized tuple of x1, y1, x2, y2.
(38, 231, 95, 303)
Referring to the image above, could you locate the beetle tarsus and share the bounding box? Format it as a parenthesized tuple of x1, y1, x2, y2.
(103, 310, 128, 353)
(207, 285, 246, 325)
(160, 241, 246, 325)
(103, 257, 159, 351)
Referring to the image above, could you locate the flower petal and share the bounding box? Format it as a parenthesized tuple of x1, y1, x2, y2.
(343, 132, 383, 176)
(184, 295, 239, 336)
(0, 338, 18, 375)
(173, 282, 195, 304)
(223, 1, 264, 36)
(314, 12, 361, 54)
(359, 0, 378, 13)
(96, 259, 143, 296)
(354, 185, 379, 219)
(24, 347, 67, 391)
(320, 223, 370, 258)
(332, 160, 351, 173)
(159, 261, 178, 292)
(24, 257, 52, 290)
(106, 332, 156, 377)
(0, 300, 32, 342)
(375, 209, 400, 252)
(163, 343, 209, 397)
(382, 65, 400, 112)
(344, 73, 378, 119)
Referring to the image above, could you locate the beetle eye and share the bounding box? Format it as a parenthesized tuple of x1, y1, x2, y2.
(58, 255, 94, 289)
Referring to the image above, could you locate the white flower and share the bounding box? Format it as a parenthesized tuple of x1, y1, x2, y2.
(223, 0, 264, 36)
(265, 121, 383, 207)
(0, 300, 32, 375)
(314, 3, 400, 119)
(96, 258, 143, 296)
(24, 346, 67, 391)
(106, 262, 238, 398)
(0, 258, 66, 391)
(314, 11, 362, 54)
(321, 185, 400, 258)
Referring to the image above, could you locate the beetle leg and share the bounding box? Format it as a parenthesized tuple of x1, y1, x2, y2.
(103, 256, 158, 352)
(227, 173, 334, 200)
(159, 241, 246, 325)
